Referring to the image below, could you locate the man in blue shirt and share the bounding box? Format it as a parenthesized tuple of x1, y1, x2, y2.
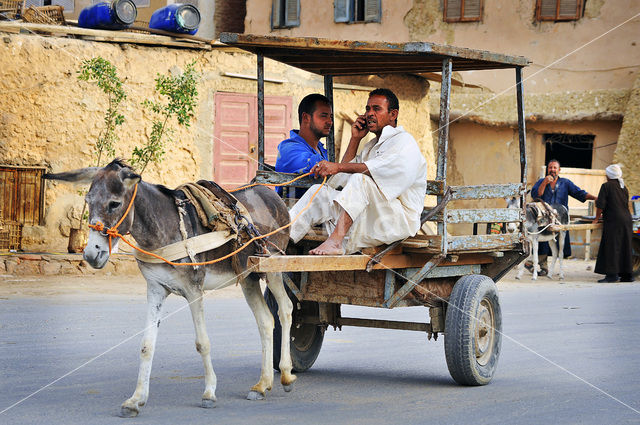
(528, 159, 597, 274)
(275, 93, 332, 199)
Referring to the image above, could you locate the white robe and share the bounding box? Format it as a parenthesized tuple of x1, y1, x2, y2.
(289, 125, 427, 254)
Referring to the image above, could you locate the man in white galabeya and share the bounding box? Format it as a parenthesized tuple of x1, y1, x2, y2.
(288, 88, 427, 255)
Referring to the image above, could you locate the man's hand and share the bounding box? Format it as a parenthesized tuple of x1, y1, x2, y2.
(311, 160, 340, 178)
(544, 175, 556, 184)
(351, 114, 368, 140)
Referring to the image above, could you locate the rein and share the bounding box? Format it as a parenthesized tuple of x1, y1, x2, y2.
(88, 172, 325, 267)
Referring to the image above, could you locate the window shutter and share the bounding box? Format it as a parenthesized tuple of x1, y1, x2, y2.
(52, 0, 74, 12)
(538, 0, 557, 19)
(558, 0, 581, 19)
(334, 0, 350, 23)
(272, 0, 283, 28)
(462, 0, 482, 20)
(445, 0, 461, 21)
(363, 0, 381, 22)
(284, 0, 300, 27)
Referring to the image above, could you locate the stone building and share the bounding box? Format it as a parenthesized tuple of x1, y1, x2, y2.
(245, 0, 640, 254)
(246, 0, 639, 197)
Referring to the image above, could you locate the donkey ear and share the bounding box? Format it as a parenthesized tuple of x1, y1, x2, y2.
(44, 167, 100, 184)
(120, 169, 141, 189)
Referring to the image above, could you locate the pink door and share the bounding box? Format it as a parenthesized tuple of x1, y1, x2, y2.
(214, 93, 292, 189)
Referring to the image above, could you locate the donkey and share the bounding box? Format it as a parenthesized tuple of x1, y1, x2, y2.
(46, 159, 296, 417)
(515, 200, 569, 280)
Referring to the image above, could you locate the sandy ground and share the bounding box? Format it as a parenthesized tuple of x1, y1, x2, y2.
(0, 258, 607, 299)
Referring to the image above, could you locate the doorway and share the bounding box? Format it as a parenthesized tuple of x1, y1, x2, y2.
(543, 133, 594, 169)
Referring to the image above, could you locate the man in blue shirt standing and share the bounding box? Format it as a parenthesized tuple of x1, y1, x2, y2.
(275, 93, 332, 199)
(529, 159, 597, 275)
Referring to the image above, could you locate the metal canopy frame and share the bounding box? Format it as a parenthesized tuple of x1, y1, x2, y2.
(220, 32, 529, 188)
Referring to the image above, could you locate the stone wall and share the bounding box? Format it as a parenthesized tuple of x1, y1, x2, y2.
(615, 74, 640, 196)
(0, 32, 434, 253)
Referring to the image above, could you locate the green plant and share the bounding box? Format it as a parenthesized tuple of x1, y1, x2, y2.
(130, 60, 199, 174)
(75, 57, 127, 230)
(78, 57, 126, 167)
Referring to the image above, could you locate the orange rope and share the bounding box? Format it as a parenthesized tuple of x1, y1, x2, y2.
(88, 173, 325, 267)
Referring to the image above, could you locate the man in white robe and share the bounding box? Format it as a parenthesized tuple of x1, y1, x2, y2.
(288, 88, 427, 255)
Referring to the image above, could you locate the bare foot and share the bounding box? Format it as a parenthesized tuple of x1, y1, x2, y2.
(309, 238, 345, 255)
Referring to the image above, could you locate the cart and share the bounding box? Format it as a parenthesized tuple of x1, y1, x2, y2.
(220, 33, 531, 386)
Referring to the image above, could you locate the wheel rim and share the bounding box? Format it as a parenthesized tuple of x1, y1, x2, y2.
(475, 298, 495, 366)
(291, 322, 317, 351)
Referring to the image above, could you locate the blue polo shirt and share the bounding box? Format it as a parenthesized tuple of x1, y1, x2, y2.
(531, 177, 588, 207)
(275, 130, 328, 198)
(531, 176, 588, 258)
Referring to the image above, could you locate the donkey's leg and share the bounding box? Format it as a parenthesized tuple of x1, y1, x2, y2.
(557, 232, 565, 280)
(121, 282, 169, 418)
(265, 272, 296, 391)
(240, 276, 274, 400)
(185, 290, 217, 408)
(532, 238, 539, 280)
(516, 252, 529, 280)
(548, 237, 559, 280)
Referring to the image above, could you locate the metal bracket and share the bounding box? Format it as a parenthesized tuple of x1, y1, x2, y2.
(383, 254, 446, 309)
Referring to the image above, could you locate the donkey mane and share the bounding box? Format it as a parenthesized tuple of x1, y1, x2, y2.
(104, 158, 180, 198)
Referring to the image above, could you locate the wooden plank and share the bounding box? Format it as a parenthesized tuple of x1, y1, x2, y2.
(549, 223, 602, 231)
(248, 251, 493, 272)
(450, 183, 523, 200)
(447, 208, 521, 223)
(0, 21, 211, 49)
(447, 233, 522, 252)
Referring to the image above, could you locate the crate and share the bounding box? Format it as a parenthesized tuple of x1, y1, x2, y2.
(21, 5, 65, 25)
(0, 0, 24, 20)
(0, 221, 22, 251)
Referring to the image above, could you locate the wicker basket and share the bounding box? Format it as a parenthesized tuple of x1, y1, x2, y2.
(0, 221, 22, 251)
(22, 5, 66, 25)
(0, 0, 24, 20)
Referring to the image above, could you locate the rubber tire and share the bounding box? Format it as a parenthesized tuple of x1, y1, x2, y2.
(264, 287, 325, 373)
(444, 274, 502, 386)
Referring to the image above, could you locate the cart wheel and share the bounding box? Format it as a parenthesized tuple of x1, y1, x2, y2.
(632, 236, 640, 278)
(264, 287, 324, 373)
(444, 274, 502, 386)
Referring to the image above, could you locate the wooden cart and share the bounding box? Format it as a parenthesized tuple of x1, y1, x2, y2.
(221, 33, 531, 386)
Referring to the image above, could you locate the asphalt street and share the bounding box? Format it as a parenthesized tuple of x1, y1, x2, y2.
(0, 268, 639, 424)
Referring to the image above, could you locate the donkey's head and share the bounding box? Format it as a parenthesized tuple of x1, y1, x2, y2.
(46, 159, 140, 269)
(505, 197, 520, 233)
(84, 160, 140, 268)
(523, 201, 558, 235)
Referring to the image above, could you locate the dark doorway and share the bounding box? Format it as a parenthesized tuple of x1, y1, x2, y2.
(544, 133, 594, 169)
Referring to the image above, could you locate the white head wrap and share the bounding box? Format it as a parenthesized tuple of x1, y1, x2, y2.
(605, 164, 624, 188)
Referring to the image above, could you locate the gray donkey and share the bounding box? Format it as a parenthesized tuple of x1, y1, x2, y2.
(46, 159, 295, 417)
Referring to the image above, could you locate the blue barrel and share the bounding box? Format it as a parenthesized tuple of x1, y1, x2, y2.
(78, 0, 137, 30)
(148, 4, 200, 35)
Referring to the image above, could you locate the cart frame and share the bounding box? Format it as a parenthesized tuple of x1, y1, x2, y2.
(221, 33, 531, 385)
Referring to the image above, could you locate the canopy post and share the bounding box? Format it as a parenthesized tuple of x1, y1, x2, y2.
(437, 58, 452, 251)
(324, 75, 335, 162)
(516, 66, 527, 197)
(257, 52, 265, 170)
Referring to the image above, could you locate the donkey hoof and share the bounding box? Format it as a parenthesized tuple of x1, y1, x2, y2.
(201, 398, 217, 409)
(119, 406, 139, 418)
(247, 390, 265, 401)
(283, 383, 294, 393)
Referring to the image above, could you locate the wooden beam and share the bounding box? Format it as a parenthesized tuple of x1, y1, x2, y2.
(549, 223, 602, 231)
(248, 252, 493, 272)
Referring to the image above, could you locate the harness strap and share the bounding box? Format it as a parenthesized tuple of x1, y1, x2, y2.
(134, 230, 235, 263)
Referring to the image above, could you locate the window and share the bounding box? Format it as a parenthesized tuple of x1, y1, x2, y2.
(544, 134, 594, 169)
(443, 0, 482, 23)
(536, 0, 584, 21)
(334, 0, 381, 23)
(0, 166, 46, 226)
(272, 0, 300, 29)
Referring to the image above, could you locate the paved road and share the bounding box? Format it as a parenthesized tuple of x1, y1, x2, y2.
(0, 271, 639, 424)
